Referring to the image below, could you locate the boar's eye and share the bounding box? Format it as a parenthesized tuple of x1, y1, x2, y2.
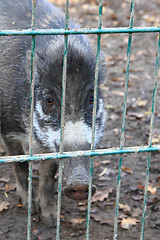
(42, 96, 56, 115)
(90, 95, 94, 107)
(46, 97, 54, 106)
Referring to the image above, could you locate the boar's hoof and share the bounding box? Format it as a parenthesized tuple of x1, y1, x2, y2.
(38, 199, 57, 227)
(16, 183, 36, 214)
(41, 214, 57, 228)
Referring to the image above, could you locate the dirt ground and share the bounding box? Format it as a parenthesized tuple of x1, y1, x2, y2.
(0, 0, 160, 239)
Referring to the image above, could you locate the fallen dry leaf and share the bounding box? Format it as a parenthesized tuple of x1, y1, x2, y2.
(99, 168, 109, 177)
(128, 112, 145, 119)
(105, 104, 116, 110)
(120, 217, 140, 230)
(136, 49, 148, 56)
(0, 177, 10, 183)
(152, 137, 160, 144)
(119, 203, 131, 214)
(32, 229, 40, 236)
(69, 218, 85, 224)
(0, 201, 10, 212)
(100, 160, 110, 165)
(78, 200, 87, 206)
(125, 135, 133, 140)
(91, 213, 113, 226)
(110, 77, 124, 82)
(122, 167, 133, 174)
(93, 161, 100, 167)
(121, 2, 128, 8)
(91, 214, 101, 222)
(137, 100, 147, 107)
(109, 113, 119, 121)
(3, 183, 16, 192)
(145, 109, 152, 116)
(145, 16, 159, 26)
(33, 216, 41, 223)
(138, 184, 144, 190)
(16, 203, 23, 208)
(132, 195, 143, 201)
(138, 184, 157, 194)
(113, 128, 120, 135)
(78, 205, 87, 212)
(148, 185, 157, 195)
(100, 85, 109, 91)
(111, 90, 124, 97)
(91, 188, 113, 203)
(4, 192, 8, 198)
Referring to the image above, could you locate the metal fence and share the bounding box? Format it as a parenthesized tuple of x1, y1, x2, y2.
(0, 0, 160, 240)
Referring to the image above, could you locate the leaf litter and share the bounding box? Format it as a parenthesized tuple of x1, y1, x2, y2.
(0, 201, 10, 212)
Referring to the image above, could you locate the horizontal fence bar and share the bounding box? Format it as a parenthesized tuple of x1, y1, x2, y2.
(0, 27, 160, 36)
(0, 145, 160, 163)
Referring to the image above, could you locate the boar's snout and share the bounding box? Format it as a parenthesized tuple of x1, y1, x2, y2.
(63, 166, 96, 200)
(64, 183, 96, 200)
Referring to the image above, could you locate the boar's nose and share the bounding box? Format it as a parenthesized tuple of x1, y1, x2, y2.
(64, 183, 96, 200)
(63, 167, 96, 200)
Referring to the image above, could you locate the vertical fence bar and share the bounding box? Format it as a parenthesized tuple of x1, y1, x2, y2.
(0, 0, 159, 239)
(140, 33, 160, 240)
(56, 1, 69, 239)
(86, 1, 103, 239)
(27, 0, 36, 240)
(113, 1, 134, 239)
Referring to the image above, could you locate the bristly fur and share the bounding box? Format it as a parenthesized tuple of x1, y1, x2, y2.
(0, 0, 107, 225)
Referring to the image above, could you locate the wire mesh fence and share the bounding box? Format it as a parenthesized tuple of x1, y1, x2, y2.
(0, 0, 160, 239)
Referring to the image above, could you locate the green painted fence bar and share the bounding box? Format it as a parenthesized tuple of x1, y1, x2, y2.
(0, 0, 160, 239)
(114, 1, 135, 239)
(56, 1, 70, 239)
(0, 145, 160, 164)
(86, 1, 103, 239)
(27, 1, 36, 239)
(0, 27, 160, 36)
(140, 33, 160, 240)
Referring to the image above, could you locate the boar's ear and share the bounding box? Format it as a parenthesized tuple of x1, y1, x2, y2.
(98, 51, 107, 84)
(25, 50, 40, 82)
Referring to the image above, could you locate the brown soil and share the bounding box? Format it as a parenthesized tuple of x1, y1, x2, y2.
(0, 0, 160, 239)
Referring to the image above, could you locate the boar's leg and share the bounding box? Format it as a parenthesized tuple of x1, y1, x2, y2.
(38, 159, 58, 227)
(2, 137, 36, 213)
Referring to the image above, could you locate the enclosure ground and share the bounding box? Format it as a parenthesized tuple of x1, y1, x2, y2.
(0, 0, 160, 239)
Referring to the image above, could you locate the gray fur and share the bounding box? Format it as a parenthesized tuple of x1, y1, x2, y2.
(0, 0, 106, 226)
